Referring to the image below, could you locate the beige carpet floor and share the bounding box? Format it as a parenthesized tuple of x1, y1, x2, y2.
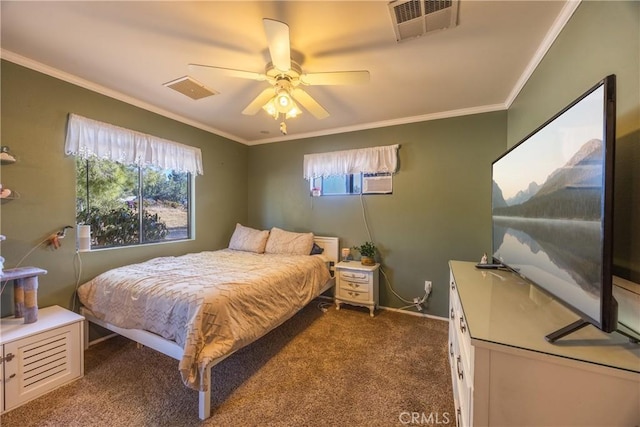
(1, 301, 454, 427)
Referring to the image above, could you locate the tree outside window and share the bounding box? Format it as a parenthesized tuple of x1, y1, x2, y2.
(76, 157, 191, 249)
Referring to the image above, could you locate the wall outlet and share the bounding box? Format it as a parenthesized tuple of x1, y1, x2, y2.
(425, 280, 432, 294)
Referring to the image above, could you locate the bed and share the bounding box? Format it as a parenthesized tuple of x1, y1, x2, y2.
(77, 225, 338, 419)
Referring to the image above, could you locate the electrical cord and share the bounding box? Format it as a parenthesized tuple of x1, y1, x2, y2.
(358, 193, 430, 308)
(317, 301, 332, 312)
(71, 250, 83, 312)
(0, 236, 50, 295)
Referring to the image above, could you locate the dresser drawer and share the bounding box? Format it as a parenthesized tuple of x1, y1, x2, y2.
(450, 279, 472, 378)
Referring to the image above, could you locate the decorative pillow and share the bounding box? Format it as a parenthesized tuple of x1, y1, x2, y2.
(310, 242, 324, 255)
(265, 227, 314, 255)
(228, 223, 270, 253)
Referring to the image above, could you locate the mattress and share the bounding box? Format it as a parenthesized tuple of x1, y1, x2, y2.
(77, 249, 331, 390)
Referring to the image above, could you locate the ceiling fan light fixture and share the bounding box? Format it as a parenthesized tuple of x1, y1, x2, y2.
(276, 89, 291, 110)
(262, 85, 302, 120)
(262, 98, 278, 118)
(285, 102, 302, 119)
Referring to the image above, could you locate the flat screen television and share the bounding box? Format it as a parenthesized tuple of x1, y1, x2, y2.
(491, 74, 632, 342)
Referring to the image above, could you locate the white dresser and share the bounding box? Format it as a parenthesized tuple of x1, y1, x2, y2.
(1, 305, 84, 413)
(335, 261, 380, 317)
(448, 260, 640, 426)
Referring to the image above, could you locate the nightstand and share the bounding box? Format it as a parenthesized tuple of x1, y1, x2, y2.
(335, 261, 380, 317)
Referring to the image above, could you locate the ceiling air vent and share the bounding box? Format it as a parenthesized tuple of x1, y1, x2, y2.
(163, 76, 218, 100)
(388, 0, 459, 42)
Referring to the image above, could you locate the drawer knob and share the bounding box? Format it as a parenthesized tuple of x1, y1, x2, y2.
(459, 316, 466, 334)
(8, 373, 16, 379)
(4, 353, 15, 363)
(456, 356, 464, 380)
(449, 342, 454, 357)
(450, 308, 454, 320)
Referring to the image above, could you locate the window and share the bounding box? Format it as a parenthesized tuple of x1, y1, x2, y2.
(304, 144, 398, 196)
(311, 174, 362, 196)
(65, 113, 202, 250)
(75, 157, 192, 249)
(310, 172, 393, 196)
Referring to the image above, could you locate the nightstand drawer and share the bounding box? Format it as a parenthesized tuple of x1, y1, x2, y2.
(340, 279, 369, 292)
(339, 270, 370, 283)
(337, 287, 370, 301)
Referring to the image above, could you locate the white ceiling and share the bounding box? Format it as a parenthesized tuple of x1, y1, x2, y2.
(1, 1, 575, 145)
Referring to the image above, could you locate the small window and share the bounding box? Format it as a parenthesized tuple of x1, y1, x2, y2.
(76, 158, 192, 249)
(310, 173, 394, 196)
(311, 174, 362, 196)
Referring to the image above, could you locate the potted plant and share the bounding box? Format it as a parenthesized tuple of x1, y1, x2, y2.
(352, 241, 377, 266)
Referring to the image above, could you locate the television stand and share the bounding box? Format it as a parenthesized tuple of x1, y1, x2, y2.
(545, 319, 590, 343)
(448, 260, 640, 426)
(546, 319, 640, 344)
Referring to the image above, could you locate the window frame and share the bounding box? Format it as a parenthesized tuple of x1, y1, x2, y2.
(76, 157, 195, 250)
(310, 173, 363, 196)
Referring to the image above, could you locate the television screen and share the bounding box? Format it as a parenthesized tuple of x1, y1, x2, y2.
(492, 75, 617, 338)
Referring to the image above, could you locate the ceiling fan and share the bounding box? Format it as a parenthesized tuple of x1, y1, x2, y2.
(188, 18, 370, 127)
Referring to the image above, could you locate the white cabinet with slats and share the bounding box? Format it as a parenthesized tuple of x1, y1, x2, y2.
(1, 305, 84, 413)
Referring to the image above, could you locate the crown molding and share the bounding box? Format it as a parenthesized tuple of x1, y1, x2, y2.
(1, 50, 246, 144)
(505, 0, 582, 108)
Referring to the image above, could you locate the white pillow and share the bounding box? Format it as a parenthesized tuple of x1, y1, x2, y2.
(228, 223, 269, 253)
(265, 227, 314, 255)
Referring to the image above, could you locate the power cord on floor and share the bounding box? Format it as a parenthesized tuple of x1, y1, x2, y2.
(317, 301, 332, 313)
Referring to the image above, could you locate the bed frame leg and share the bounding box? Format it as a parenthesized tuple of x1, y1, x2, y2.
(198, 365, 212, 420)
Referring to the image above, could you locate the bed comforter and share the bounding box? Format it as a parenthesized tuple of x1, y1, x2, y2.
(77, 249, 330, 391)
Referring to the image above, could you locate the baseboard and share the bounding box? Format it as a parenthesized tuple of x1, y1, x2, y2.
(378, 305, 448, 321)
(316, 295, 448, 321)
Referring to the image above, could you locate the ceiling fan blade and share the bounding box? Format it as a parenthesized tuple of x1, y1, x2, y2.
(301, 70, 370, 86)
(242, 88, 275, 115)
(263, 19, 291, 72)
(188, 63, 266, 81)
(292, 88, 329, 120)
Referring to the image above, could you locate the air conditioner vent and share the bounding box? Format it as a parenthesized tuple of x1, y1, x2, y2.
(388, 0, 459, 42)
(163, 76, 218, 100)
(425, 0, 452, 15)
(393, 0, 421, 24)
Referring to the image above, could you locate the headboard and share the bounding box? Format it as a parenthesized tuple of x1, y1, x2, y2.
(313, 236, 339, 276)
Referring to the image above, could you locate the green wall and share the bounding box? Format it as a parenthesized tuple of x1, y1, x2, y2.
(0, 61, 248, 316)
(508, 1, 640, 281)
(247, 112, 507, 317)
(2, 1, 636, 321)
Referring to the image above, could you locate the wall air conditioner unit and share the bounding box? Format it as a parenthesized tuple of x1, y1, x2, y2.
(363, 173, 393, 194)
(388, 0, 459, 42)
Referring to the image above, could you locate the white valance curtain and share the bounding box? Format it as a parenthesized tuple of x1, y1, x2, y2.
(303, 144, 399, 180)
(65, 114, 204, 175)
